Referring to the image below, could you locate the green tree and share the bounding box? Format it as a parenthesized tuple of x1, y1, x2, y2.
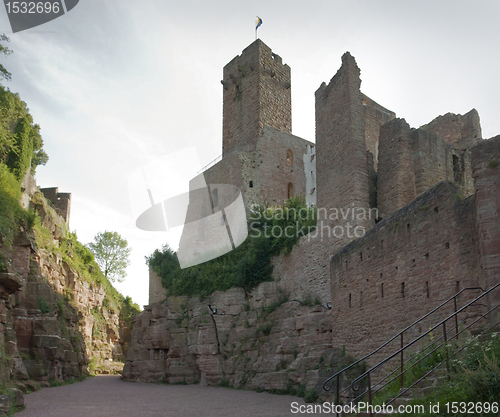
(119, 296, 141, 323)
(0, 34, 48, 175)
(88, 231, 131, 283)
(0, 34, 12, 82)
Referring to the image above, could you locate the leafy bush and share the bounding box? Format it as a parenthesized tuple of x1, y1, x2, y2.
(248, 195, 317, 255)
(0, 86, 48, 175)
(148, 196, 316, 298)
(119, 296, 141, 323)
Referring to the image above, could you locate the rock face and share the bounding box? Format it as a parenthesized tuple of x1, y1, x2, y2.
(0, 183, 131, 410)
(123, 283, 340, 398)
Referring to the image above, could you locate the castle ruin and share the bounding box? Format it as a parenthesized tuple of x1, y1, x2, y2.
(137, 39, 500, 390)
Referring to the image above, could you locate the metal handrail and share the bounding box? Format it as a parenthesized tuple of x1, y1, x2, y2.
(196, 147, 238, 174)
(323, 286, 484, 391)
(350, 283, 499, 386)
(322, 282, 500, 416)
(372, 303, 498, 401)
(197, 154, 222, 174)
(385, 311, 500, 406)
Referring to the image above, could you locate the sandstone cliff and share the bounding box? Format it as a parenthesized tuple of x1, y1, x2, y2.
(0, 177, 134, 413)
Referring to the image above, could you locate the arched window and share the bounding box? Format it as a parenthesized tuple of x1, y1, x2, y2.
(286, 149, 293, 166)
(287, 182, 294, 199)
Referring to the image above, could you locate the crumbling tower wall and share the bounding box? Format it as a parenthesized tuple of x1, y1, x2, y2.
(377, 119, 416, 220)
(315, 52, 371, 229)
(420, 109, 482, 149)
(377, 111, 481, 219)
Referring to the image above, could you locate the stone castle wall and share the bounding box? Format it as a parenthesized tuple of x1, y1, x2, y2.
(361, 93, 396, 171)
(250, 127, 313, 206)
(472, 135, 500, 308)
(330, 180, 485, 365)
(203, 126, 314, 207)
(149, 267, 167, 305)
(420, 109, 482, 149)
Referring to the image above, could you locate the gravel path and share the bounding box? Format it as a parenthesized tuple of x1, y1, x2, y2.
(16, 376, 326, 416)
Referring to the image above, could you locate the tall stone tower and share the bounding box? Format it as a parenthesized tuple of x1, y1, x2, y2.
(315, 52, 371, 229)
(222, 39, 292, 157)
(315, 52, 395, 230)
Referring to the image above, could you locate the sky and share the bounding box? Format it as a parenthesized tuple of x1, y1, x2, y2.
(1, 0, 499, 308)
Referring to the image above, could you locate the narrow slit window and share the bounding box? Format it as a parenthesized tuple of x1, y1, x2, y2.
(211, 188, 218, 207)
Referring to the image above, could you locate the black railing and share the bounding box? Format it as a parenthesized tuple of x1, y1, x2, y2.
(323, 283, 500, 415)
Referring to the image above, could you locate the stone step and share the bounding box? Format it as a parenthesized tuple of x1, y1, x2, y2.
(389, 396, 413, 407)
(413, 378, 434, 389)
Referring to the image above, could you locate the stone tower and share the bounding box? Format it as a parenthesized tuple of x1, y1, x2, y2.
(221, 39, 292, 157)
(315, 52, 372, 230)
(315, 52, 395, 229)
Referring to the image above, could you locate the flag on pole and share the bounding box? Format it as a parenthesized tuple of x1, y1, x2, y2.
(256, 16, 263, 30)
(255, 16, 262, 40)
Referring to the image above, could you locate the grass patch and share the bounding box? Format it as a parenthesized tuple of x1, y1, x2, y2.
(37, 296, 50, 314)
(266, 381, 318, 403)
(301, 293, 322, 307)
(220, 379, 231, 388)
(262, 289, 290, 318)
(257, 320, 274, 337)
(371, 333, 500, 416)
(401, 333, 500, 416)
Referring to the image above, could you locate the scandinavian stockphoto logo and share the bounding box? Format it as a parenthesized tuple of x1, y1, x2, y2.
(3, 0, 79, 33)
(128, 150, 248, 269)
